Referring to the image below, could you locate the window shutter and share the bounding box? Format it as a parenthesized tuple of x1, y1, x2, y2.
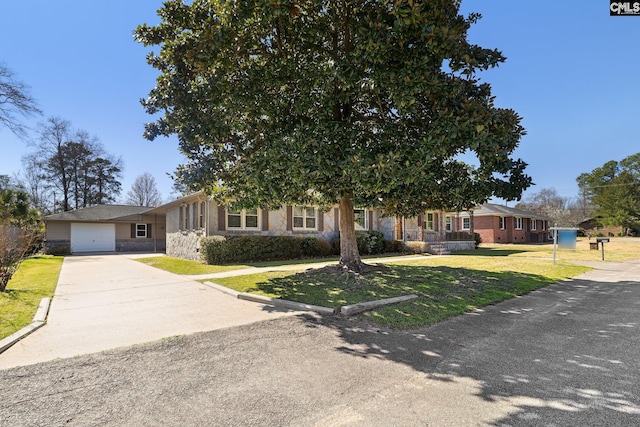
(317, 210, 324, 232)
(334, 208, 340, 232)
(261, 209, 269, 231)
(368, 210, 374, 230)
(434, 213, 439, 231)
(147, 224, 152, 239)
(131, 224, 136, 238)
(417, 214, 423, 228)
(217, 205, 226, 231)
(286, 206, 293, 231)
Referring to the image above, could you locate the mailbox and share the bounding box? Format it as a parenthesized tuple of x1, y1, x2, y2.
(595, 237, 609, 261)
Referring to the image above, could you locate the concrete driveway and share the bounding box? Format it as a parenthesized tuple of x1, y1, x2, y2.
(0, 254, 297, 369)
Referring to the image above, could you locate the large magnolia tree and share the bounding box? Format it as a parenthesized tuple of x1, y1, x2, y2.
(136, 0, 531, 271)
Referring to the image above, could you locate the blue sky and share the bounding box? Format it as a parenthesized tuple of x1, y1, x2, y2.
(1, 1, 638, 205)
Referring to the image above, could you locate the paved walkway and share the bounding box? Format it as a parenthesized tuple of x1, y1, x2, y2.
(0, 254, 300, 369)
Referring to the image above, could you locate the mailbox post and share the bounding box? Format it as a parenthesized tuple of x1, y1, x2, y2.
(596, 237, 610, 261)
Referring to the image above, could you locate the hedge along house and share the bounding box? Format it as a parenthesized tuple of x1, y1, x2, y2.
(457, 203, 552, 244)
(161, 192, 477, 260)
(44, 205, 166, 254)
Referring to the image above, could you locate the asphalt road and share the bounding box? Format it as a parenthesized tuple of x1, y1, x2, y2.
(2, 261, 640, 426)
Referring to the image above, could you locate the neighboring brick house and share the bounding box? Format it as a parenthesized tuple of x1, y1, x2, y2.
(44, 205, 166, 254)
(457, 203, 552, 244)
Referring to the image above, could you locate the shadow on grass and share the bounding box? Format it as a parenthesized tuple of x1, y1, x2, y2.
(0, 289, 27, 299)
(246, 257, 339, 268)
(246, 253, 407, 268)
(455, 248, 529, 257)
(254, 264, 561, 327)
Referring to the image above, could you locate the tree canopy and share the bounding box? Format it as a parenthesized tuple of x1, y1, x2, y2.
(126, 172, 163, 207)
(23, 117, 123, 212)
(136, 0, 531, 270)
(515, 187, 587, 228)
(577, 153, 640, 232)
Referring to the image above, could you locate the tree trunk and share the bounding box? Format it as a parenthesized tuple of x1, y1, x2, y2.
(338, 192, 366, 273)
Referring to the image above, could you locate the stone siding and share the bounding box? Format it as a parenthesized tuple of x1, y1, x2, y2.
(166, 231, 203, 261)
(116, 239, 166, 253)
(44, 239, 71, 255)
(443, 240, 475, 251)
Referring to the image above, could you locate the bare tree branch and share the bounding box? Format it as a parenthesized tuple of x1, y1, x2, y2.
(0, 64, 42, 140)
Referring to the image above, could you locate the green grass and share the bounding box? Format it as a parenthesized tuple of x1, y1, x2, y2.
(0, 255, 63, 340)
(135, 256, 253, 274)
(468, 237, 640, 263)
(136, 253, 406, 274)
(212, 271, 302, 297)
(213, 254, 592, 328)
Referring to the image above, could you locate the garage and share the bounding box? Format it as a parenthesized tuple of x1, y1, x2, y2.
(70, 223, 116, 253)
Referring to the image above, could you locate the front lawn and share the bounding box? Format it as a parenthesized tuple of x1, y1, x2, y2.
(468, 237, 640, 262)
(135, 256, 253, 274)
(213, 255, 591, 328)
(135, 254, 404, 274)
(0, 256, 63, 340)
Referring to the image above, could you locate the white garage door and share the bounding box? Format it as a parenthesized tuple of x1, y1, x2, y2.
(71, 223, 116, 253)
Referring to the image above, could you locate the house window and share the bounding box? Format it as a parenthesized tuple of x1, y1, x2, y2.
(425, 213, 434, 230)
(542, 221, 546, 231)
(445, 216, 453, 232)
(354, 208, 368, 230)
(531, 219, 537, 231)
(514, 217, 523, 230)
(462, 217, 470, 230)
(180, 204, 189, 230)
(499, 216, 505, 230)
(136, 223, 147, 238)
(293, 206, 317, 229)
(227, 208, 259, 229)
(192, 202, 198, 229)
(199, 201, 205, 228)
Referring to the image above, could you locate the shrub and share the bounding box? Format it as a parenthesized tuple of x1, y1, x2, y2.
(330, 237, 341, 255)
(201, 235, 336, 264)
(383, 239, 404, 253)
(355, 231, 371, 254)
(300, 236, 333, 257)
(366, 230, 385, 254)
(200, 235, 227, 264)
(0, 222, 42, 291)
(403, 241, 428, 254)
(473, 232, 482, 249)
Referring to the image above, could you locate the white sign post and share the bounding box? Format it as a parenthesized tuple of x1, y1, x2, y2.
(550, 226, 579, 265)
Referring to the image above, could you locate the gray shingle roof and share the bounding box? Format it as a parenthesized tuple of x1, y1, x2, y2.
(45, 205, 153, 222)
(473, 203, 551, 220)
